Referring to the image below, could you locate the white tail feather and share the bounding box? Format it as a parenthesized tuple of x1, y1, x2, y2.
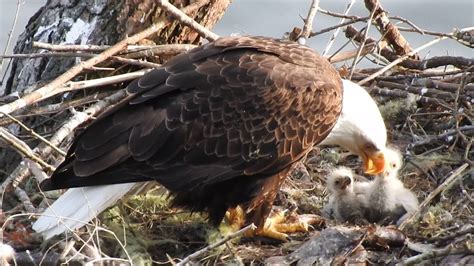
(33, 183, 136, 240)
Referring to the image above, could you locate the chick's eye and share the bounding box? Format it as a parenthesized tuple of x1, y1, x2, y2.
(335, 181, 340, 185)
(392, 163, 397, 168)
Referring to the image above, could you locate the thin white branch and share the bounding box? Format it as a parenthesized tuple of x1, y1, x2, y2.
(322, 0, 356, 56)
(177, 224, 256, 265)
(358, 36, 448, 85)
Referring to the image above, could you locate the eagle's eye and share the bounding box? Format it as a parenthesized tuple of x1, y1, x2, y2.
(363, 142, 377, 152)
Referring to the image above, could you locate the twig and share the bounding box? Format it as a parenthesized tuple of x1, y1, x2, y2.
(0, 127, 55, 172)
(0, 112, 66, 156)
(321, 0, 356, 56)
(59, 69, 151, 94)
(358, 36, 448, 85)
(348, 5, 377, 79)
(33, 42, 197, 59)
(0, 52, 162, 69)
(176, 224, 256, 265)
(326, 43, 377, 63)
(300, 0, 320, 40)
(345, 25, 474, 72)
(14, 187, 35, 213)
(398, 163, 469, 230)
(398, 245, 471, 265)
(410, 125, 474, 147)
(364, 0, 416, 58)
(121, 44, 197, 59)
(33, 42, 110, 52)
(0, 1, 208, 117)
(157, 0, 219, 42)
(375, 80, 470, 102)
(311, 16, 369, 37)
(0, 0, 22, 75)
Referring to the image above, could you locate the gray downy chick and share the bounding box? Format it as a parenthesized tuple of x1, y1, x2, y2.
(326, 167, 368, 225)
(364, 147, 419, 225)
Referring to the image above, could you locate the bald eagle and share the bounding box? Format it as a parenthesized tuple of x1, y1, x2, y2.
(33, 36, 387, 240)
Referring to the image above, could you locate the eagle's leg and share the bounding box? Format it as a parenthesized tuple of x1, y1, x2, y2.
(224, 206, 246, 232)
(224, 168, 323, 241)
(249, 169, 326, 240)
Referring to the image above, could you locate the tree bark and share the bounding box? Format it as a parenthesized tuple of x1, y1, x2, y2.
(0, 0, 230, 177)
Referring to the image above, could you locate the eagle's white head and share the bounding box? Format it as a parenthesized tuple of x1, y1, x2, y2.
(321, 79, 387, 175)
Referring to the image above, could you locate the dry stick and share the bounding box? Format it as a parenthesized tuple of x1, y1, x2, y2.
(0, 127, 55, 172)
(376, 80, 467, 102)
(348, 6, 378, 80)
(157, 0, 220, 42)
(177, 224, 257, 266)
(345, 25, 474, 71)
(60, 69, 151, 93)
(0, 70, 148, 125)
(0, 1, 208, 117)
(321, 0, 356, 56)
(364, 0, 416, 58)
(398, 163, 469, 231)
(33, 42, 110, 52)
(33, 41, 197, 57)
(327, 43, 376, 63)
(122, 44, 197, 59)
(0, 52, 162, 69)
(300, 0, 320, 40)
(311, 16, 369, 37)
(0, 0, 21, 73)
(14, 187, 35, 213)
(358, 36, 448, 85)
(0, 111, 66, 156)
(399, 245, 472, 265)
(24, 159, 49, 184)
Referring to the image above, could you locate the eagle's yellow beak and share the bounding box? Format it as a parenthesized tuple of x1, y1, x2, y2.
(362, 150, 385, 175)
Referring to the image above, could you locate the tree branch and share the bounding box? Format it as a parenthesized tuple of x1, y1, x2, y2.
(0, 1, 208, 117)
(300, 0, 320, 40)
(157, 0, 220, 42)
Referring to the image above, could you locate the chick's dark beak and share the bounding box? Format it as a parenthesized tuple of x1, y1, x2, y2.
(340, 176, 351, 189)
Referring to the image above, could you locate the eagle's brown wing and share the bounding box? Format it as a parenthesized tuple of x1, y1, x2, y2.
(41, 36, 342, 224)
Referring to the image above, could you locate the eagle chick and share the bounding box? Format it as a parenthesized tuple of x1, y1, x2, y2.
(363, 147, 419, 225)
(326, 167, 368, 225)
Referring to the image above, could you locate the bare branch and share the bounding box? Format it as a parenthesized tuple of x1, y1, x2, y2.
(300, 0, 320, 40)
(0, 127, 55, 172)
(0, 1, 208, 117)
(33, 42, 197, 57)
(0, 111, 66, 156)
(364, 0, 417, 58)
(0, 0, 22, 75)
(177, 224, 257, 265)
(348, 5, 377, 79)
(321, 0, 356, 56)
(157, 0, 220, 42)
(358, 36, 448, 85)
(399, 163, 469, 230)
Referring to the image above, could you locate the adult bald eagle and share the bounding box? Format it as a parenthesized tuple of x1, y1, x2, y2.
(34, 36, 386, 240)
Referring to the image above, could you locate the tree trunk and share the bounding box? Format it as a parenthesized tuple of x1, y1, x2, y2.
(0, 0, 230, 177)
